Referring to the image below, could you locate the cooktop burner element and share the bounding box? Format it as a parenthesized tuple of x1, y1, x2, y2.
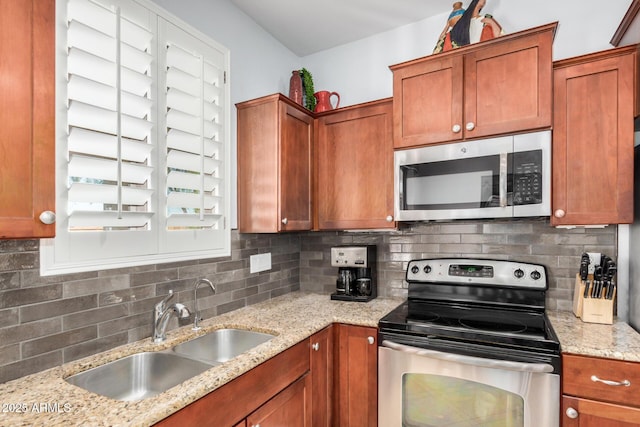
(458, 315, 527, 334)
(379, 258, 561, 372)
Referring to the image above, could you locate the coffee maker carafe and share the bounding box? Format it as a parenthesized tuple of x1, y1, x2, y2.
(330, 246, 377, 302)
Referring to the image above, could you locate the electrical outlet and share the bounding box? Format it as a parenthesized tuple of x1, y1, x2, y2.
(250, 253, 271, 274)
(587, 252, 601, 273)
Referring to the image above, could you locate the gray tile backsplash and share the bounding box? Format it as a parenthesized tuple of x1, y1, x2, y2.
(0, 231, 300, 383)
(298, 219, 617, 311)
(0, 219, 616, 383)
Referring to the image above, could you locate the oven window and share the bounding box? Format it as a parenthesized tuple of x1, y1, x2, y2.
(402, 373, 524, 427)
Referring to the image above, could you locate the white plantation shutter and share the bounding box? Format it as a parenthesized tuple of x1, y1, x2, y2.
(65, 0, 154, 233)
(158, 19, 228, 251)
(41, 0, 230, 275)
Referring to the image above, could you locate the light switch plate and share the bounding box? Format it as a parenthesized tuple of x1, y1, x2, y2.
(250, 253, 271, 274)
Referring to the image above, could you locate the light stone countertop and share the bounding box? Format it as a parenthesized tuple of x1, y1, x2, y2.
(0, 292, 403, 427)
(548, 310, 640, 361)
(4, 294, 639, 427)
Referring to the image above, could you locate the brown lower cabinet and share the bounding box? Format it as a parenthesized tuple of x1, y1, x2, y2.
(311, 325, 333, 427)
(334, 324, 378, 427)
(155, 340, 310, 427)
(155, 324, 377, 427)
(246, 374, 312, 427)
(562, 354, 640, 426)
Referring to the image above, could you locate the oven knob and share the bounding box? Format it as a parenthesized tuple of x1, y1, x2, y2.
(530, 270, 541, 280)
(423, 265, 432, 274)
(514, 269, 525, 279)
(411, 265, 420, 274)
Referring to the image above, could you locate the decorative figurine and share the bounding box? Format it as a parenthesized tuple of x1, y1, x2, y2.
(433, 1, 466, 53)
(433, 0, 504, 54)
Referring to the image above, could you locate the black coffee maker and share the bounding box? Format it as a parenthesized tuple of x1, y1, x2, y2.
(330, 245, 377, 302)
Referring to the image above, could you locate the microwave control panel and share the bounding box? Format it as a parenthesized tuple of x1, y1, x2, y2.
(512, 150, 542, 205)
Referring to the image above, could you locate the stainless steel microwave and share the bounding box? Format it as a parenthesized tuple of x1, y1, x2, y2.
(394, 131, 551, 221)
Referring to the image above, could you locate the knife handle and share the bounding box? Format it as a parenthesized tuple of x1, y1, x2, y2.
(580, 253, 590, 281)
(583, 280, 590, 298)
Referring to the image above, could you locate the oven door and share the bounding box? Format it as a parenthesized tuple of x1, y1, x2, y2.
(394, 130, 550, 221)
(378, 341, 559, 427)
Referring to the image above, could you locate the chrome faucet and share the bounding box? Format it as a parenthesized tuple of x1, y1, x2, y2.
(153, 290, 191, 343)
(192, 278, 216, 331)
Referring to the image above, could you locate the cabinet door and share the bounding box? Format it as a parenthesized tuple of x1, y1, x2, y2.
(237, 94, 313, 233)
(0, 0, 55, 238)
(552, 49, 635, 226)
(463, 25, 553, 139)
(155, 340, 309, 427)
(279, 102, 314, 231)
(563, 396, 640, 427)
(310, 326, 333, 427)
(334, 324, 378, 427)
(246, 374, 312, 427)
(392, 54, 464, 148)
(316, 100, 395, 229)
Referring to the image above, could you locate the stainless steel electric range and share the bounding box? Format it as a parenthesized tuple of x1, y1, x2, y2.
(378, 258, 561, 427)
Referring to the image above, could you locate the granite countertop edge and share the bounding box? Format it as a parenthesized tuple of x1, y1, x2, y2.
(0, 291, 404, 427)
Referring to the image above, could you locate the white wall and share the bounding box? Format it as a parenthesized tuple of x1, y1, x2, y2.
(149, 0, 632, 226)
(151, 0, 300, 103)
(303, 0, 633, 107)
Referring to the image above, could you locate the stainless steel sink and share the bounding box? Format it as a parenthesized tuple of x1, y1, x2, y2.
(172, 328, 275, 364)
(65, 352, 213, 401)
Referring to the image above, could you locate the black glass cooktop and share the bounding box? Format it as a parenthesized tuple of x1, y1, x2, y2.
(379, 300, 560, 353)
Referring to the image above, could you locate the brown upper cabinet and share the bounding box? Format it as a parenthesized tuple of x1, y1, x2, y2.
(552, 45, 639, 226)
(0, 0, 56, 238)
(237, 94, 314, 233)
(315, 99, 395, 230)
(390, 22, 556, 149)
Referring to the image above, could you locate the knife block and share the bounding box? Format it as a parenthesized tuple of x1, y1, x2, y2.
(572, 274, 614, 325)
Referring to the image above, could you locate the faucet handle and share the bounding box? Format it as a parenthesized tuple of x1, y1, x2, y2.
(156, 290, 175, 312)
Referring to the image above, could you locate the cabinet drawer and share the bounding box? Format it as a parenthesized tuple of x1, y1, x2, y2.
(563, 354, 640, 407)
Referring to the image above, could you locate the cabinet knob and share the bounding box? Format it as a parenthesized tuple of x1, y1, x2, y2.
(312, 342, 319, 351)
(452, 124, 461, 133)
(386, 215, 393, 222)
(367, 336, 375, 345)
(281, 218, 288, 225)
(565, 407, 578, 419)
(39, 211, 56, 225)
(554, 209, 566, 218)
(465, 122, 475, 131)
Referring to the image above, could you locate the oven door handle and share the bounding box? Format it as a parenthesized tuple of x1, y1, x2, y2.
(381, 340, 553, 373)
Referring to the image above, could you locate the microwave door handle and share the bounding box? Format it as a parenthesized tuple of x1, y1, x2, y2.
(499, 152, 508, 208)
(381, 340, 553, 373)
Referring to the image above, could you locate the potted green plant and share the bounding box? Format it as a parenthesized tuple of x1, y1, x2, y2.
(299, 68, 316, 112)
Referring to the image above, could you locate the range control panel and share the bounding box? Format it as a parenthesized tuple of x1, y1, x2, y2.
(406, 258, 547, 290)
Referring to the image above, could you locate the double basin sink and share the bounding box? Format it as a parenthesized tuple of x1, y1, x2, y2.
(65, 328, 275, 402)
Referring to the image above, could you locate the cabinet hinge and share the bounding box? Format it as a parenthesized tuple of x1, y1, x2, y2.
(224, 71, 227, 84)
